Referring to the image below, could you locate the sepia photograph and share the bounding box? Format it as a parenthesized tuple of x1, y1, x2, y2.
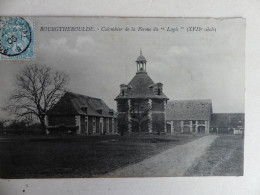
(0, 17, 245, 178)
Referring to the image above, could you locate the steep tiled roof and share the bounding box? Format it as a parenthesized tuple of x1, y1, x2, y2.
(47, 92, 114, 118)
(166, 99, 212, 120)
(115, 72, 168, 100)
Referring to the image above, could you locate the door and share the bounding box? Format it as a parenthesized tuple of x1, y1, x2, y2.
(166, 123, 171, 134)
(183, 126, 190, 134)
(198, 126, 205, 134)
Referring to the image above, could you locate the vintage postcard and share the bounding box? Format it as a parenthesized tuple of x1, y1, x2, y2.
(0, 17, 245, 178)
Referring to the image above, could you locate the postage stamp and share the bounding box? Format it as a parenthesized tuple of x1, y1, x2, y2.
(0, 17, 35, 60)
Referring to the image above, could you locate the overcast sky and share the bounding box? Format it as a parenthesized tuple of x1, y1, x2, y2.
(0, 17, 245, 118)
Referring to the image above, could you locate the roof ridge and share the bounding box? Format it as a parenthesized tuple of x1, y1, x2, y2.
(212, 112, 245, 114)
(66, 91, 101, 100)
(168, 99, 212, 102)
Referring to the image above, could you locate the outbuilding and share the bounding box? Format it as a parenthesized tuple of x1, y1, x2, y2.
(45, 92, 116, 135)
(166, 99, 213, 134)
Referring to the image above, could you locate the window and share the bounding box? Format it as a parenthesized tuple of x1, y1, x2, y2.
(192, 120, 196, 124)
(198, 120, 205, 125)
(157, 88, 161, 95)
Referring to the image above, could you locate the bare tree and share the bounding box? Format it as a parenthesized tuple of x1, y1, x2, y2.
(130, 102, 152, 132)
(4, 64, 70, 133)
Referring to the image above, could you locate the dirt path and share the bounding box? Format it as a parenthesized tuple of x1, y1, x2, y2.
(104, 135, 218, 177)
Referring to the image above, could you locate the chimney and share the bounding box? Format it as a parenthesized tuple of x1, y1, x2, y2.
(109, 109, 114, 116)
(120, 84, 130, 96)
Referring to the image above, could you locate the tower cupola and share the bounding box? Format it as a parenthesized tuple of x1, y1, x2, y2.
(136, 50, 147, 73)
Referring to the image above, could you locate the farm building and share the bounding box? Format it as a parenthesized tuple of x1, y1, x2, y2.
(115, 51, 169, 135)
(210, 113, 245, 134)
(45, 92, 116, 135)
(166, 99, 213, 134)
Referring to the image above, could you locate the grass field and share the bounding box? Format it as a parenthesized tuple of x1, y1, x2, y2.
(184, 135, 244, 176)
(0, 134, 201, 178)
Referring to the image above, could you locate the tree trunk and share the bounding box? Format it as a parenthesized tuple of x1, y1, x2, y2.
(39, 117, 46, 134)
(138, 124, 141, 132)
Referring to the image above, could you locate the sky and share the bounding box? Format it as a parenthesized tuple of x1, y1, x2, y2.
(0, 17, 245, 118)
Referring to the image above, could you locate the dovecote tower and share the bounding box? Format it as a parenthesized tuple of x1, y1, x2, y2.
(115, 50, 169, 135)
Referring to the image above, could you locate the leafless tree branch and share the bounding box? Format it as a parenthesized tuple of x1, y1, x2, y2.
(4, 64, 70, 132)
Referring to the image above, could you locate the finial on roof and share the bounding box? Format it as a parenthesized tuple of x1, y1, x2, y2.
(136, 49, 147, 64)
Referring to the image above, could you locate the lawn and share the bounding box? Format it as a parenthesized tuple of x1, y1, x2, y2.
(0, 134, 201, 178)
(184, 135, 244, 176)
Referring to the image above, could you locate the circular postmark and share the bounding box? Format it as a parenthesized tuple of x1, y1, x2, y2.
(0, 17, 32, 56)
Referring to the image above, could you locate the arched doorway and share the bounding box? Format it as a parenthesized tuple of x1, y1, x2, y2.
(183, 126, 190, 134)
(166, 123, 172, 134)
(198, 126, 205, 134)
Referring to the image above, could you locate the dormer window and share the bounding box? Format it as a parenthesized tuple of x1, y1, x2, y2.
(158, 88, 161, 95)
(96, 109, 103, 115)
(120, 84, 132, 96)
(120, 84, 127, 96)
(150, 83, 163, 95)
(80, 106, 88, 114)
(109, 109, 114, 115)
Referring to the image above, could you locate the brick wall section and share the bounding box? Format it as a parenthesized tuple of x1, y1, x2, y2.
(117, 99, 129, 135)
(130, 99, 150, 132)
(131, 116, 149, 132)
(152, 99, 164, 111)
(117, 113, 128, 135)
(117, 99, 129, 112)
(131, 99, 150, 111)
(152, 113, 165, 133)
(151, 99, 165, 133)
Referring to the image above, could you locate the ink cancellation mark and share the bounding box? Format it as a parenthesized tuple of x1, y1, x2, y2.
(0, 17, 35, 60)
